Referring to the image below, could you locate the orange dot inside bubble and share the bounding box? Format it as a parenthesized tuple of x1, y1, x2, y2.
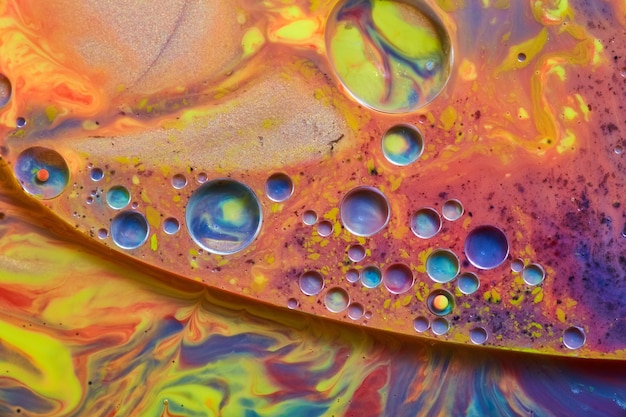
(36, 168, 50, 182)
(432, 294, 449, 311)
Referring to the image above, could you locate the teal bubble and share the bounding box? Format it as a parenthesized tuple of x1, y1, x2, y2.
(299, 271, 324, 296)
(410, 207, 441, 239)
(106, 186, 131, 210)
(186, 179, 262, 255)
(382, 124, 424, 166)
(110, 211, 149, 250)
(340, 186, 390, 237)
(324, 287, 350, 313)
(14, 147, 70, 199)
(457, 272, 480, 295)
(361, 265, 382, 288)
(265, 172, 294, 202)
(522, 263, 545, 286)
(426, 249, 460, 283)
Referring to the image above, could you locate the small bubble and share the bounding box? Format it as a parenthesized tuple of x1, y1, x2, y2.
(457, 272, 480, 295)
(90, 167, 104, 181)
(287, 298, 299, 309)
(364, 311, 373, 320)
(614, 145, 624, 155)
(563, 326, 586, 349)
(0, 73, 11, 109)
(381, 124, 424, 166)
(340, 186, 390, 237)
(171, 174, 187, 189)
(410, 207, 442, 239)
(522, 263, 545, 286)
(418, 115, 428, 124)
(317, 220, 333, 237)
(347, 303, 364, 320)
(431, 317, 450, 335)
(511, 258, 524, 272)
(110, 211, 149, 250)
(383, 263, 414, 294)
(465, 225, 509, 269)
(86, 196, 94, 204)
(299, 270, 324, 296)
(442, 199, 464, 221)
(163, 217, 180, 234)
(97, 228, 108, 239)
(197, 172, 208, 183)
(347, 244, 366, 262)
(324, 287, 350, 313)
(413, 316, 430, 332)
(265, 172, 294, 202)
(16, 117, 26, 128)
(106, 186, 131, 210)
(361, 265, 382, 288)
(426, 249, 460, 283)
(621, 67, 626, 78)
(470, 327, 488, 345)
(517, 52, 527, 62)
(302, 210, 318, 226)
(427, 289, 454, 316)
(346, 268, 360, 283)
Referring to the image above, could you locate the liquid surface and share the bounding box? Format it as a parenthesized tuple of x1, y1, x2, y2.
(1, 0, 626, 415)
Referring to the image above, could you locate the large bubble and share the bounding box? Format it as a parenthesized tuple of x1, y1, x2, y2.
(340, 186, 390, 237)
(186, 179, 262, 255)
(326, 0, 452, 113)
(464, 225, 509, 270)
(14, 147, 70, 199)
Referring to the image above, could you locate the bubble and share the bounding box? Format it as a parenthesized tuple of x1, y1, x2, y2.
(464, 225, 509, 269)
(426, 249, 460, 283)
(265, 172, 294, 202)
(522, 263, 545, 286)
(14, 147, 70, 199)
(97, 228, 108, 239)
(90, 168, 104, 181)
(348, 244, 366, 262)
(287, 298, 299, 309)
(382, 124, 424, 165)
(427, 289, 454, 316)
(299, 270, 325, 296)
(614, 145, 624, 155)
(470, 327, 488, 345)
(347, 303, 365, 320)
(16, 117, 26, 128)
(431, 317, 450, 335)
(171, 174, 187, 189)
(441, 199, 464, 221)
(340, 186, 390, 237)
(324, 287, 350, 313)
(563, 326, 586, 350)
(511, 258, 524, 272)
(106, 186, 131, 210)
(413, 316, 430, 332)
(0, 74, 11, 109)
(197, 172, 208, 183)
(326, 0, 452, 113)
(383, 263, 414, 294)
(317, 220, 334, 237)
(361, 265, 382, 288)
(163, 217, 180, 235)
(302, 210, 318, 226)
(410, 207, 442, 239)
(517, 52, 527, 62)
(86, 196, 94, 204)
(110, 211, 149, 250)
(186, 179, 262, 255)
(346, 268, 360, 283)
(364, 311, 373, 320)
(457, 272, 480, 295)
(621, 67, 626, 78)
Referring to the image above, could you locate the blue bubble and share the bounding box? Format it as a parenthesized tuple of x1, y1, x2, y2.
(90, 167, 104, 181)
(14, 147, 69, 199)
(361, 265, 382, 288)
(106, 186, 131, 210)
(382, 124, 424, 166)
(186, 179, 262, 255)
(426, 249, 460, 283)
(413, 316, 430, 333)
(410, 207, 441, 239)
(522, 263, 545, 286)
(340, 186, 390, 237)
(470, 327, 488, 345)
(110, 211, 149, 250)
(431, 317, 450, 336)
(163, 217, 180, 235)
(457, 272, 480, 295)
(563, 326, 586, 349)
(265, 173, 294, 202)
(464, 225, 509, 269)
